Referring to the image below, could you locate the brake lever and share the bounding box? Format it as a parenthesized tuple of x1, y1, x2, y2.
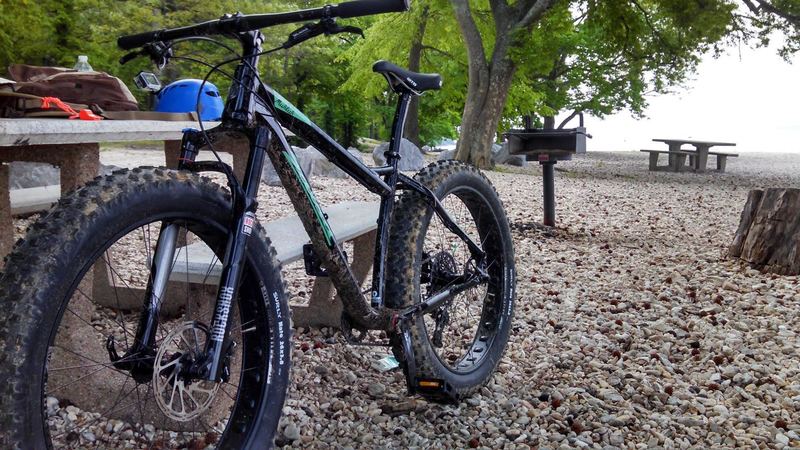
(284, 22, 327, 48)
(326, 24, 364, 39)
(119, 50, 143, 66)
(118, 41, 173, 70)
(283, 19, 364, 49)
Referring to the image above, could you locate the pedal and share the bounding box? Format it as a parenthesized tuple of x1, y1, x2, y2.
(394, 318, 459, 403)
(415, 378, 458, 403)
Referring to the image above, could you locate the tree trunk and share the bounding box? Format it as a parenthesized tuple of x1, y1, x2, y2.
(454, 62, 515, 167)
(543, 116, 555, 130)
(729, 188, 800, 275)
(404, 7, 428, 147)
(450, 0, 555, 168)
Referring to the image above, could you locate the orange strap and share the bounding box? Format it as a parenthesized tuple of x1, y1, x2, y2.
(40, 97, 79, 119)
(40, 97, 103, 121)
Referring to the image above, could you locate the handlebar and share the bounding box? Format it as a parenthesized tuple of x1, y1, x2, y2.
(117, 0, 409, 50)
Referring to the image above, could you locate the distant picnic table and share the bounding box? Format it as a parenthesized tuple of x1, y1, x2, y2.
(641, 138, 738, 173)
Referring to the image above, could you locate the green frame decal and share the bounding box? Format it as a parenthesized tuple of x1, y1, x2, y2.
(272, 90, 313, 126)
(283, 150, 335, 247)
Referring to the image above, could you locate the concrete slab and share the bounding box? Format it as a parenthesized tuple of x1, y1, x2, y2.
(9, 184, 59, 215)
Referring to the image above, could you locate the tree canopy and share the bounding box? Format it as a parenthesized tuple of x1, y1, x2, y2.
(0, 0, 798, 160)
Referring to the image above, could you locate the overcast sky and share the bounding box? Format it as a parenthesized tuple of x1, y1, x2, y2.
(583, 42, 800, 153)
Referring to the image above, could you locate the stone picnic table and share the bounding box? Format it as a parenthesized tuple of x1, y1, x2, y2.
(0, 118, 246, 257)
(641, 138, 738, 173)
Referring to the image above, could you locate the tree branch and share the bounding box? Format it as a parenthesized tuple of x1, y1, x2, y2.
(557, 110, 580, 129)
(450, 0, 488, 71)
(517, 0, 556, 29)
(743, 0, 800, 26)
(420, 45, 456, 59)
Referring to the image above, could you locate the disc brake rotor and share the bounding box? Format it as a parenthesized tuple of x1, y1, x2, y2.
(153, 321, 220, 422)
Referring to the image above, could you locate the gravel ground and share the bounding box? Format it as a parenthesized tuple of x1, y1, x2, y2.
(13, 149, 800, 449)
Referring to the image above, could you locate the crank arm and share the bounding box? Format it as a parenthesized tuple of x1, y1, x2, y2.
(397, 173, 485, 260)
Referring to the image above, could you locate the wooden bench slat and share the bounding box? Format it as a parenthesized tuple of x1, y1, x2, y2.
(640, 149, 694, 155)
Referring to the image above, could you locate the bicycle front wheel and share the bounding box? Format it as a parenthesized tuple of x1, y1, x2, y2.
(0, 167, 290, 449)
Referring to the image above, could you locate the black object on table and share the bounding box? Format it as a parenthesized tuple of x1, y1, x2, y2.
(504, 118, 589, 227)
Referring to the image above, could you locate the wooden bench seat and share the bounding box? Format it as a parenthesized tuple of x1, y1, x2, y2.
(640, 149, 694, 172)
(686, 150, 739, 172)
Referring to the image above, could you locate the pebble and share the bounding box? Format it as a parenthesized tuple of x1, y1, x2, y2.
(283, 422, 300, 441)
(20, 152, 800, 449)
(81, 431, 96, 443)
(506, 428, 522, 439)
(367, 382, 386, 397)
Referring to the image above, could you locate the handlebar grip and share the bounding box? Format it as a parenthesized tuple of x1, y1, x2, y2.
(336, 0, 409, 18)
(118, 31, 162, 50)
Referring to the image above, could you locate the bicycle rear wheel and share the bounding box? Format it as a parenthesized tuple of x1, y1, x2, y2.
(387, 160, 515, 402)
(0, 167, 290, 449)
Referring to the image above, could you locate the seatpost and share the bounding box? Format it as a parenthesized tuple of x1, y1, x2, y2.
(370, 91, 411, 308)
(384, 92, 412, 170)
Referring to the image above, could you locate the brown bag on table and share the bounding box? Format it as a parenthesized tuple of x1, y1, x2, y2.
(7, 64, 139, 112)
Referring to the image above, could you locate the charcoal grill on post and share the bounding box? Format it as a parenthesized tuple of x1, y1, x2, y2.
(503, 119, 588, 227)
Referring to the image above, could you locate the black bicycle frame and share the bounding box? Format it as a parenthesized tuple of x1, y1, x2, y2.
(128, 29, 485, 382)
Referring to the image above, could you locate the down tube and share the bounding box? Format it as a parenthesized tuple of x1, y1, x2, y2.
(259, 113, 391, 330)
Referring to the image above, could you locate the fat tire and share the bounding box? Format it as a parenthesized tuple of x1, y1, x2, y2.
(386, 160, 515, 402)
(0, 167, 291, 449)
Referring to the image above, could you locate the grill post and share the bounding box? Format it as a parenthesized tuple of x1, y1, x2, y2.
(541, 160, 556, 227)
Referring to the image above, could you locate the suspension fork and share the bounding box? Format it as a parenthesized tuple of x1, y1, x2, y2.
(116, 130, 203, 365)
(200, 126, 270, 382)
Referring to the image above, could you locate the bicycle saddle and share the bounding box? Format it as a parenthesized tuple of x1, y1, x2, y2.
(372, 60, 442, 95)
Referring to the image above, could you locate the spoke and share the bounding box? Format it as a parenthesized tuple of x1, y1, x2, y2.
(218, 384, 238, 403)
(49, 356, 154, 372)
(103, 250, 132, 349)
(47, 364, 120, 394)
(55, 377, 136, 439)
(73, 284, 136, 345)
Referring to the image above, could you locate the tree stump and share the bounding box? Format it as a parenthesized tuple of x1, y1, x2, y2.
(729, 188, 800, 275)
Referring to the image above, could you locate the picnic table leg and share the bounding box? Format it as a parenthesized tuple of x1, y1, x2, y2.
(164, 140, 181, 169)
(56, 144, 100, 193)
(695, 145, 710, 173)
(0, 163, 12, 259)
(0, 144, 99, 261)
(648, 152, 659, 171)
(541, 161, 556, 226)
(716, 155, 727, 173)
(667, 143, 683, 171)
